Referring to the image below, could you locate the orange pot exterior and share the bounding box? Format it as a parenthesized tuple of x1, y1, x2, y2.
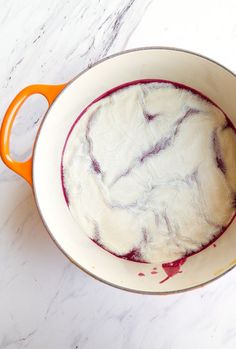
(0, 84, 66, 185)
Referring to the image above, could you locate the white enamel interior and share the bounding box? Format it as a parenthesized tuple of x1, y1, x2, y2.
(33, 48, 236, 293)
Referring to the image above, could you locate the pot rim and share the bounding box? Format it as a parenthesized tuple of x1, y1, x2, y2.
(32, 46, 236, 295)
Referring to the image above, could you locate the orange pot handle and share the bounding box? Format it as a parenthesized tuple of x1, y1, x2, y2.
(0, 84, 66, 185)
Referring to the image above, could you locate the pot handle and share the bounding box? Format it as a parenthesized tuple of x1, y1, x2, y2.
(0, 84, 66, 185)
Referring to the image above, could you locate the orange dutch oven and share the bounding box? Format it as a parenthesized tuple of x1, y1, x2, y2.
(1, 48, 236, 294)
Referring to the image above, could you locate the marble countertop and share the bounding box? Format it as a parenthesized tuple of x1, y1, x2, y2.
(1, 0, 236, 348)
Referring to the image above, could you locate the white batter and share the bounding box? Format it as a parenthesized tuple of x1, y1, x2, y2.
(63, 82, 236, 263)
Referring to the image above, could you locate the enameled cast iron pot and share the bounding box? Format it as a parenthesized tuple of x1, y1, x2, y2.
(1, 47, 236, 294)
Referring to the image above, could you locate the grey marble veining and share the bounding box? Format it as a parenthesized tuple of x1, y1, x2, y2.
(1, 0, 236, 348)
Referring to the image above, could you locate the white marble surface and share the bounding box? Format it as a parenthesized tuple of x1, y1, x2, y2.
(1, 0, 236, 348)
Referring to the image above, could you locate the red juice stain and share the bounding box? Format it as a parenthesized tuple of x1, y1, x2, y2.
(213, 243, 216, 248)
(121, 248, 143, 262)
(160, 257, 187, 284)
(153, 267, 157, 270)
(92, 239, 147, 263)
(151, 271, 158, 275)
(138, 272, 145, 277)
